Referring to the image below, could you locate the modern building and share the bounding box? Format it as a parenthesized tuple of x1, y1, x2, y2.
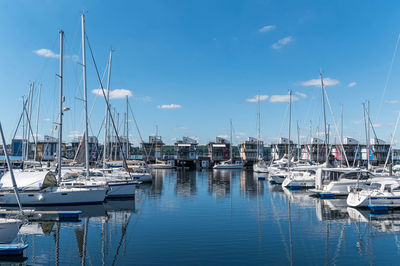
(331, 137, 362, 166)
(174, 137, 198, 167)
(208, 137, 230, 162)
(271, 137, 296, 160)
(361, 138, 390, 165)
(239, 137, 263, 162)
(300, 137, 328, 163)
(33, 135, 62, 161)
(141, 136, 164, 162)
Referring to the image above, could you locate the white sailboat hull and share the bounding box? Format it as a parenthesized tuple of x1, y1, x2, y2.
(0, 187, 106, 206)
(0, 219, 22, 244)
(213, 163, 243, 170)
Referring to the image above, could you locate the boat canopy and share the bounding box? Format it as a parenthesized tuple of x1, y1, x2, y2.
(0, 170, 57, 190)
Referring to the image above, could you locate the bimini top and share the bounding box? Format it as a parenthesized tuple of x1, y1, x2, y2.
(0, 170, 57, 191)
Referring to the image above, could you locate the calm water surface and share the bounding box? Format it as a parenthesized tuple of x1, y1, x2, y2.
(13, 170, 400, 265)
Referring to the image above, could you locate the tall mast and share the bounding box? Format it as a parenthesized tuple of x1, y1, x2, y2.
(81, 13, 90, 177)
(126, 95, 129, 159)
(57, 30, 64, 184)
(22, 95, 25, 164)
(230, 119, 233, 162)
(340, 104, 343, 166)
(320, 72, 328, 164)
(297, 120, 300, 161)
(367, 101, 371, 169)
(257, 90, 261, 160)
(288, 90, 292, 168)
(34, 83, 42, 161)
(103, 50, 113, 168)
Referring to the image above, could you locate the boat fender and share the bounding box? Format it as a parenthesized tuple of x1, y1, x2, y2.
(38, 194, 45, 201)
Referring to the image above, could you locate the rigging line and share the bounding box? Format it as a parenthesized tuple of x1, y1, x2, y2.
(85, 33, 131, 174)
(376, 33, 400, 121)
(324, 87, 350, 166)
(128, 102, 148, 160)
(383, 111, 400, 169)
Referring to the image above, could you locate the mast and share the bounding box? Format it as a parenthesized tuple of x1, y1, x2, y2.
(340, 104, 343, 166)
(320, 72, 328, 164)
(34, 83, 42, 161)
(288, 90, 292, 168)
(367, 101, 371, 169)
(297, 121, 300, 161)
(103, 50, 113, 168)
(126, 95, 129, 159)
(58, 30, 64, 184)
(230, 119, 233, 162)
(81, 13, 90, 177)
(257, 90, 261, 160)
(0, 123, 23, 213)
(22, 95, 25, 164)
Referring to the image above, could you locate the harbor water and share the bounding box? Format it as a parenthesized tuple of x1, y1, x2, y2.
(16, 169, 400, 265)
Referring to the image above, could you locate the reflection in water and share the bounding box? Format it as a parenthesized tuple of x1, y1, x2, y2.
(208, 170, 237, 197)
(240, 171, 264, 198)
(11, 170, 400, 264)
(175, 169, 197, 197)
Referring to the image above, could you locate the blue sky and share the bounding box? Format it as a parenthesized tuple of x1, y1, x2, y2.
(1, 0, 400, 145)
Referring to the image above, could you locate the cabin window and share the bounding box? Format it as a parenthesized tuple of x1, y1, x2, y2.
(370, 183, 381, 190)
(384, 184, 392, 192)
(28, 194, 34, 197)
(61, 193, 68, 195)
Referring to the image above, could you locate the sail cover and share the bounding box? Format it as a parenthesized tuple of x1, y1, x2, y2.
(0, 170, 57, 190)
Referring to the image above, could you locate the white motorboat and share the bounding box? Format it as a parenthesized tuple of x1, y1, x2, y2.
(148, 160, 175, 169)
(253, 160, 269, 173)
(282, 170, 316, 189)
(310, 168, 372, 197)
(269, 169, 289, 184)
(0, 219, 22, 244)
(347, 178, 400, 208)
(213, 160, 243, 170)
(0, 170, 107, 206)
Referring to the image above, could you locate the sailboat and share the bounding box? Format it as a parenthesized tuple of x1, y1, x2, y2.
(213, 120, 243, 170)
(253, 92, 268, 173)
(60, 14, 141, 197)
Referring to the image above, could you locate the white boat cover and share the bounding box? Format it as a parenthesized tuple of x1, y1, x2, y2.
(0, 170, 57, 191)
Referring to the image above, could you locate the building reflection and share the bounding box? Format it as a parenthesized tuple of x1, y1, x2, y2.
(175, 169, 197, 197)
(240, 170, 264, 198)
(208, 170, 238, 198)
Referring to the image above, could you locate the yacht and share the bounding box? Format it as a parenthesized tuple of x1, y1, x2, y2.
(253, 160, 269, 173)
(282, 169, 316, 189)
(0, 170, 107, 206)
(310, 168, 372, 197)
(347, 178, 400, 208)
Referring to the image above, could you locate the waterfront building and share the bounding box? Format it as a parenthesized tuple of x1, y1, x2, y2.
(331, 137, 362, 166)
(208, 137, 230, 162)
(300, 137, 328, 163)
(239, 137, 263, 162)
(71, 136, 99, 162)
(141, 136, 164, 162)
(33, 136, 63, 161)
(174, 137, 198, 167)
(271, 137, 296, 160)
(361, 138, 390, 165)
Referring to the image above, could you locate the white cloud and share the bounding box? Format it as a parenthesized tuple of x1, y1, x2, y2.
(246, 95, 269, 102)
(270, 94, 299, 103)
(33, 49, 59, 58)
(259, 25, 276, 33)
(157, 104, 182, 109)
(385, 99, 400, 104)
(373, 122, 393, 128)
(91, 89, 132, 99)
(295, 92, 307, 98)
(217, 135, 229, 139)
(299, 77, 339, 87)
(272, 36, 293, 49)
(348, 82, 357, 87)
(43, 118, 51, 122)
